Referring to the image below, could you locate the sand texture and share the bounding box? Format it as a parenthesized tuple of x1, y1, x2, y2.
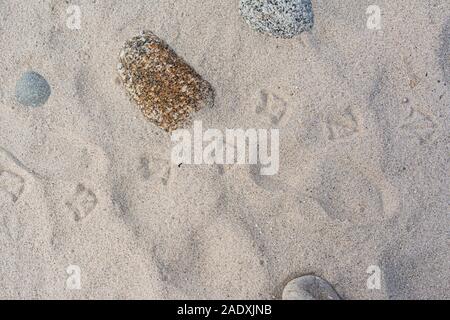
(0, 0, 449, 299)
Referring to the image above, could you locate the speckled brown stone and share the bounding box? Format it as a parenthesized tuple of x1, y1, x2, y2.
(117, 31, 214, 132)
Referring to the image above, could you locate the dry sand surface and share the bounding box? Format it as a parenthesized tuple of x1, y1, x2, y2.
(0, 0, 449, 299)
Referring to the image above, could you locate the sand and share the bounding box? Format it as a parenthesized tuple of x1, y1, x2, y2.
(0, 0, 449, 299)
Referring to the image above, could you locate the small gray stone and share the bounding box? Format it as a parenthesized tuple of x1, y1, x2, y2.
(239, 0, 314, 38)
(282, 275, 341, 300)
(15, 71, 51, 107)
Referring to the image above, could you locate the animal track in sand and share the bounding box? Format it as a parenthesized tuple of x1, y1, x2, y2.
(0, 147, 55, 296)
(401, 56, 421, 89)
(0, 149, 27, 241)
(138, 157, 152, 180)
(0, 148, 29, 207)
(0, 170, 24, 203)
(256, 90, 288, 125)
(399, 107, 437, 144)
(66, 184, 98, 222)
(139, 156, 171, 185)
(326, 107, 360, 141)
(0, 147, 49, 242)
(310, 160, 399, 224)
(0, 170, 24, 240)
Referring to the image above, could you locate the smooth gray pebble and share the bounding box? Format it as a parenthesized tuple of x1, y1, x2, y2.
(15, 71, 51, 107)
